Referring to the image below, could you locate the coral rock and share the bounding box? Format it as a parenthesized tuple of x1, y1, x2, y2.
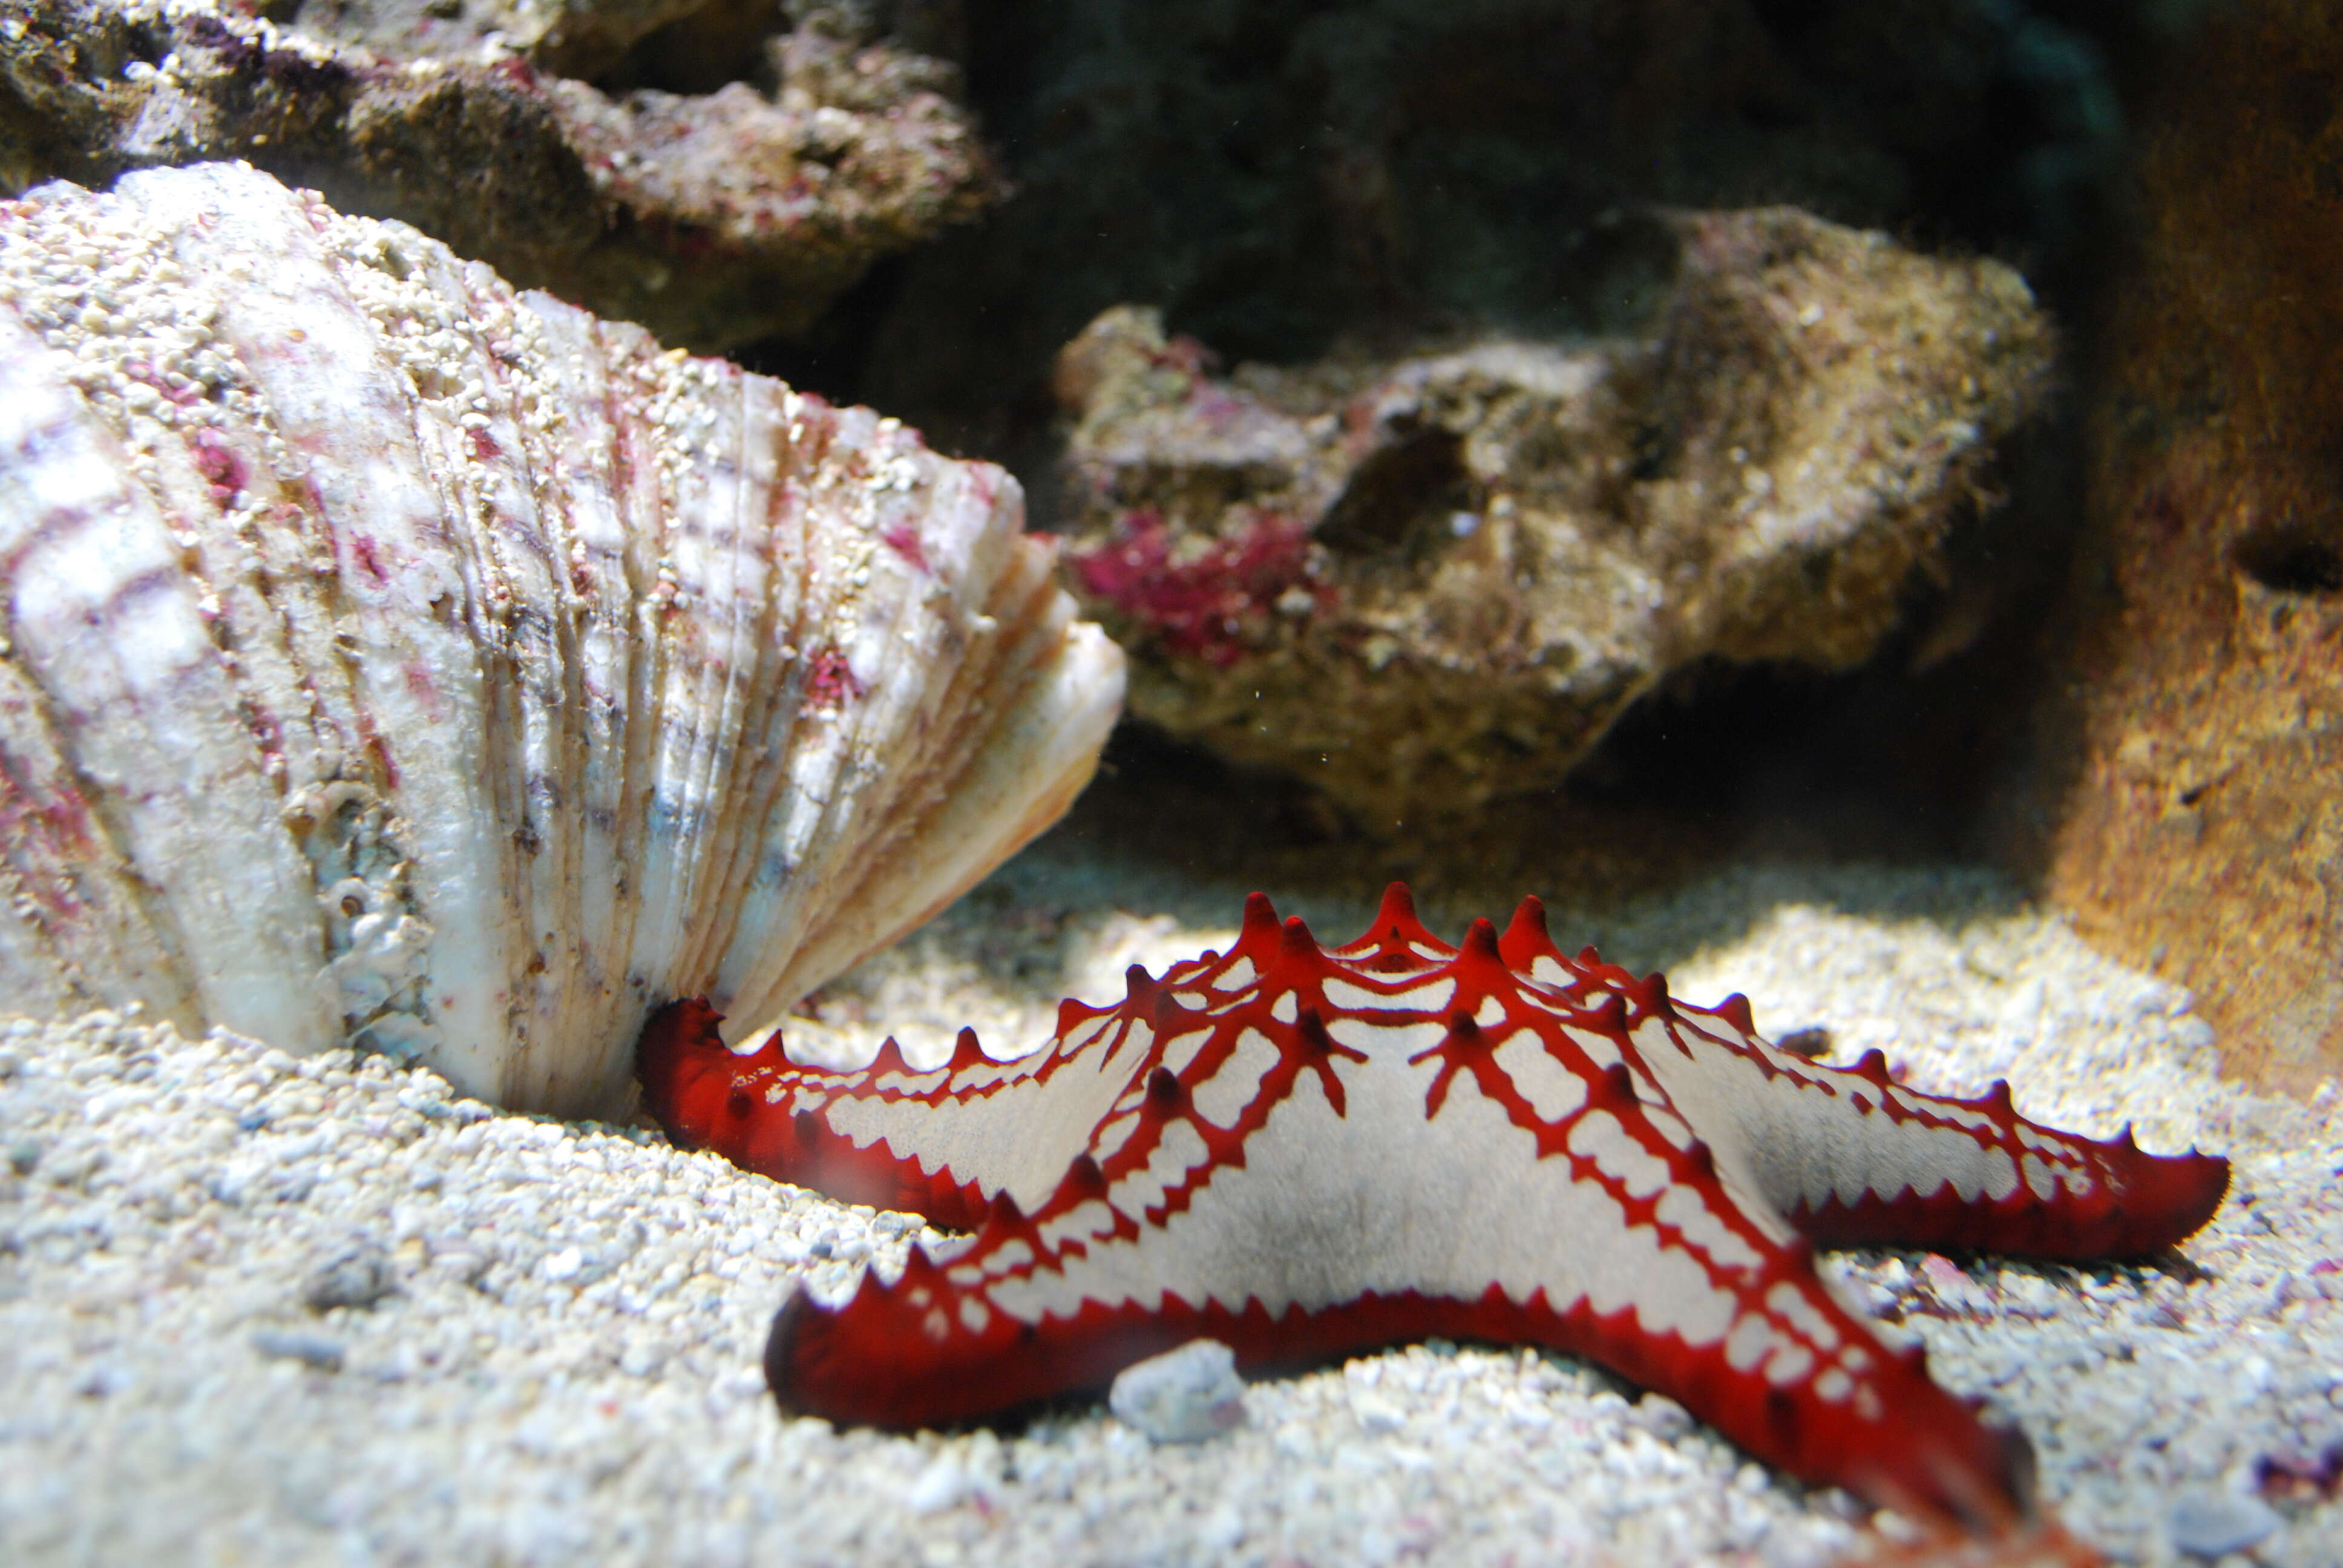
(2026, 0, 2343, 1096)
(1055, 210, 2053, 828)
(0, 0, 1001, 351)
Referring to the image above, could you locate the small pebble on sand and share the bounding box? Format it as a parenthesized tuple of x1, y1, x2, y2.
(1111, 1339, 1248, 1443)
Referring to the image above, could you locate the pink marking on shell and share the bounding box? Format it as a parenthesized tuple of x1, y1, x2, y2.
(880, 521, 930, 574)
(801, 648, 863, 710)
(0, 768, 97, 923)
(190, 427, 244, 508)
(346, 533, 390, 585)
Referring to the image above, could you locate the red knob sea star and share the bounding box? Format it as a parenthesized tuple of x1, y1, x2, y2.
(641, 883, 2227, 1538)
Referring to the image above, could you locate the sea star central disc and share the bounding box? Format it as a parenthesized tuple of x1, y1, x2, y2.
(641, 884, 2228, 1535)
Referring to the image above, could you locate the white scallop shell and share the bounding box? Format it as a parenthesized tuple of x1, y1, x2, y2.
(0, 162, 1124, 1116)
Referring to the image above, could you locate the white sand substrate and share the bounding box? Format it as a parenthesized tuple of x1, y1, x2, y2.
(2, 851, 2338, 1568)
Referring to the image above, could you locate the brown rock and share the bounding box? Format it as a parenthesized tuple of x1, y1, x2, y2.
(1055, 209, 2053, 831)
(289, 0, 707, 80)
(2028, 0, 2343, 1096)
(0, 0, 1000, 351)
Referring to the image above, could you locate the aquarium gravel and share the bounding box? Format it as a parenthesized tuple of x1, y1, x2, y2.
(2, 860, 2338, 1568)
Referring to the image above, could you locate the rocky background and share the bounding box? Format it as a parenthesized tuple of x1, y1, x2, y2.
(8, 0, 2336, 1096)
(2013, 0, 2343, 1097)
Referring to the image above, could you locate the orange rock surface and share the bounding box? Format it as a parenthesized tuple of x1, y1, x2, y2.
(2036, 0, 2343, 1094)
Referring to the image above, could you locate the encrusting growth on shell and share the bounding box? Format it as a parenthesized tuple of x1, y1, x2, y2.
(0, 161, 1124, 1117)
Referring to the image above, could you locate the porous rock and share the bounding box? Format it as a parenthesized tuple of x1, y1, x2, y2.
(2022, 0, 2343, 1097)
(0, 0, 1000, 351)
(1056, 209, 2053, 828)
(286, 0, 711, 80)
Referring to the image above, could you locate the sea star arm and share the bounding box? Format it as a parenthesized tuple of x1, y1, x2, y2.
(638, 883, 1458, 1223)
(1490, 902, 2228, 1260)
(640, 956, 1219, 1234)
(1659, 1009, 2228, 1260)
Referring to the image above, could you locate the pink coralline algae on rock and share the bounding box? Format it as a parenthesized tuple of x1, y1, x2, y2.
(643, 883, 2226, 1540)
(1067, 508, 1325, 668)
(1053, 209, 2054, 829)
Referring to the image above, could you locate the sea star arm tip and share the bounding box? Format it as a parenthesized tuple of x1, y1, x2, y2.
(640, 997, 998, 1230)
(1636, 1002, 2230, 1261)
